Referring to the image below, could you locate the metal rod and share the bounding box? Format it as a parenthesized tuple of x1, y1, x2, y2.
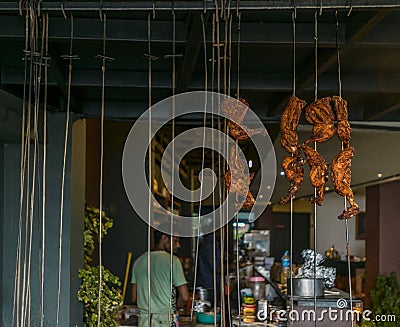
(3, 1, 400, 12)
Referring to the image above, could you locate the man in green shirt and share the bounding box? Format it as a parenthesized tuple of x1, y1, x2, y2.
(131, 229, 189, 327)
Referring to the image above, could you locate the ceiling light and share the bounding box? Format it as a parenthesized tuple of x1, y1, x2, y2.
(280, 171, 285, 176)
(325, 186, 330, 191)
(268, 201, 272, 205)
(259, 194, 264, 199)
(377, 173, 383, 178)
(248, 160, 253, 168)
(267, 185, 271, 190)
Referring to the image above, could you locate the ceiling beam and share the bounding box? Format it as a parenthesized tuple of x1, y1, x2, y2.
(5, 68, 400, 94)
(365, 101, 400, 120)
(3, 15, 400, 47)
(0, 16, 187, 43)
(269, 9, 391, 116)
(177, 13, 209, 93)
(1, 1, 400, 12)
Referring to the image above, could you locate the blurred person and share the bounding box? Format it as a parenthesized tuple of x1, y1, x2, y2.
(131, 228, 189, 327)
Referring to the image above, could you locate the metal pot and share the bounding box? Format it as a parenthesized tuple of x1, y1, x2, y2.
(287, 278, 325, 297)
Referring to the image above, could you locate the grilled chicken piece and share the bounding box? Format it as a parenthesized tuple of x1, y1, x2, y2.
(332, 96, 352, 149)
(224, 146, 252, 203)
(220, 97, 250, 124)
(330, 147, 360, 219)
(303, 97, 335, 145)
(280, 95, 307, 155)
(300, 145, 329, 205)
(280, 155, 305, 204)
(228, 121, 267, 140)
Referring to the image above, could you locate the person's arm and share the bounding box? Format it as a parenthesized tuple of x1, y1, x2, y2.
(131, 283, 137, 304)
(176, 284, 189, 309)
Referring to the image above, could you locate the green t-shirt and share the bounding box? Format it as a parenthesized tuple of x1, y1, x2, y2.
(131, 251, 187, 316)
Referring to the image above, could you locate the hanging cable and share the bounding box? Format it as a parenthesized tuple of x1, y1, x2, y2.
(169, 7, 176, 327)
(57, 13, 75, 327)
(40, 12, 49, 327)
(313, 9, 318, 327)
(233, 10, 243, 327)
(335, 11, 354, 326)
(191, 12, 208, 320)
(21, 4, 37, 325)
(289, 6, 297, 327)
(211, 8, 218, 326)
(146, 12, 152, 327)
(13, 4, 30, 326)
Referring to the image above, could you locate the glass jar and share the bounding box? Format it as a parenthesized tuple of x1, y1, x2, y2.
(249, 276, 266, 301)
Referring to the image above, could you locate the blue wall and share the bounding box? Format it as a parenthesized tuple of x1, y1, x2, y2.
(1, 113, 82, 326)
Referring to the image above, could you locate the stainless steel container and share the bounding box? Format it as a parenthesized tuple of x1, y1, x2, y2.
(287, 278, 324, 297)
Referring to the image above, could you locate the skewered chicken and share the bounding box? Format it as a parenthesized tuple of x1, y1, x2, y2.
(300, 145, 329, 205)
(332, 96, 352, 149)
(225, 146, 255, 210)
(303, 97, 335, 145)
(330, 147, 360, 219)
(280, 155, 305, 204)
(220, 97, 249, 124)
(241, 172, 255, 210)
(280, 95, 307, 155)
(224, 146, 251, 198)
(228, 121, 267, 140)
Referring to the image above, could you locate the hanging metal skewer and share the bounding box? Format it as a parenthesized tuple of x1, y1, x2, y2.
(335, 11, 354, 327)
(313, 8, 319, 327)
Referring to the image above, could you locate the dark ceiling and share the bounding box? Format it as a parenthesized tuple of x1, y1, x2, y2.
(1, 1, 400, 124)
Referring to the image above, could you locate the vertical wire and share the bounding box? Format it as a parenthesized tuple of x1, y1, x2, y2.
(235, 11, 242, 327)
(169, 9, 176, 327)
(57, 14, 74, 327)
(21, 6, 35, 325)
(191, 12, 208, 320)
(289, 8, 296, 327)
(336, 11, 353, 324)
(26, 7, 43, 325)
(13, 5, 29, 326)
(146, 13, 152, 327)
(211, 10, 217, 327)
(226, 9, 233, 327)
(236, 12, 241, 99)
(40, 13, 48, 327)
(97, 13, 107, 327)
(313, 10, 318, 327)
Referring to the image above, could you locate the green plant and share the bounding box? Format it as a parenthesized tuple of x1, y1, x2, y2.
(78, 205, 122, 327)
(359, 272, 400, 326)
(83, 205, 114, 266)
(78, 266, 122, 327)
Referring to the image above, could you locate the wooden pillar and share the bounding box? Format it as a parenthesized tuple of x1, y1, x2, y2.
(365, 180, 400, 308)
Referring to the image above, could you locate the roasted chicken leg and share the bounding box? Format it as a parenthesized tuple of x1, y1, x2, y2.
(300, 145, 329, 205)
(303, 97, 335, 145)
(330, 147, 360, 219)
(228, 121, 267, 140)
(280, 95, 307, 155)
(332, 96, 352, 149)
(280, 155, 305, 204)
(225, 146, 254, 209)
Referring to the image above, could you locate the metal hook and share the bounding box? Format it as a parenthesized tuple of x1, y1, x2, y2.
(203, 0, 207, 13)
(236, 0, 240, 18)
(152, 1, 156, 19)
(347, 0, 353, 16)
(319, 0, 323, 16)
(99, 0, 103, 21)
(61, 1, 67, 19)
(293, 0, 297, 19)
(172, 0, 175, 16)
